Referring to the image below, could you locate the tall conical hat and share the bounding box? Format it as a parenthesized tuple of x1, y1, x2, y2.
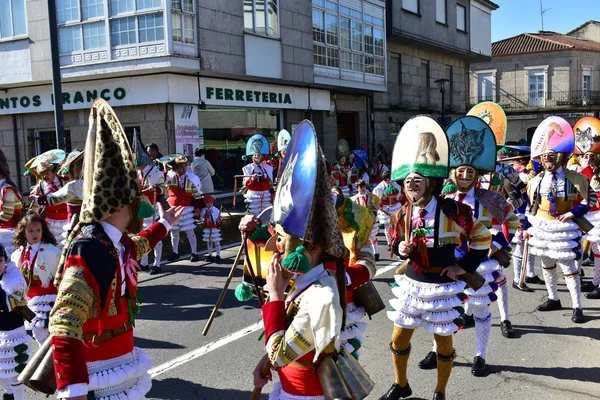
(447, 116, 497, 172)
(271, 120, 345, 259)
(531, 116, 574, 159)
(277, 129, 291, 152)
(573, 116, 600, 154)
(245, 134, 270, 156)
(467, 101, 507, 145)
(391, 115, 449, 180)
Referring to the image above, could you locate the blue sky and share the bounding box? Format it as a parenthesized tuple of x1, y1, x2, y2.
(491, 0, 598, 42)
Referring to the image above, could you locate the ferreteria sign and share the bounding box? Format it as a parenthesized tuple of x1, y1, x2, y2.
(205, 87, 292, 105)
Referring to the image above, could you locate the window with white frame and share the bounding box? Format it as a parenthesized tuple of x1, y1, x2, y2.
(243, 0, 279, 37)
(402, 0, 418, 14)
(583, 67, 592, 95)
(436, 0, 446, 24)
(0, 0, 26, 39)
(456, 4, 466, 32)
(172, 0, 194, 44)
(313, 0, 385, 77)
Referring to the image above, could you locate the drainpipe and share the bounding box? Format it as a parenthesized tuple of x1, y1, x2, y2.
(12, 114, 22, 192)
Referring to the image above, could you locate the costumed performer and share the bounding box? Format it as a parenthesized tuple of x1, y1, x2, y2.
(242, 134, 273, 217)
(200, 195, 222, 263)
(352, 180, 381, 261)
(0, 151, 22, 258)
(31, 162, 68, 246)
(373, 171, 404, 251)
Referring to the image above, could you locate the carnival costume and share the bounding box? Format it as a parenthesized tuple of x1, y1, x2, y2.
(373, 179, 403, 249)
(49, 99, 172, 399)
(0, 151, 23, 258)
(526, 116, 597, 323)
(381, 116, 492, 400)
(370, 160, 389, 190)
(243, 134, 273, 217)
(34, 163, 68, 245)
(352, 190, 381, 261)
(166, 157, 202, 262)
(200, 196, 222, 261)
(135, 136, 166, 272)
(11, 242, 61, 344)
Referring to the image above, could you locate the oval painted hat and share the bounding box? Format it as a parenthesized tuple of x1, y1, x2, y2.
(245, 134, 270, 156)
(573, 116, 600, 154)
(447, 116, 497, 172)
(30, 149, 66, 169)
(277, 129, 291, 152)
(467, 101, 507, 146)
(530, 116, 574, 159)
(391, 115, 449, 180)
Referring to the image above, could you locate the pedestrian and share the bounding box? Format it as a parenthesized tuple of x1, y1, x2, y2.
(48, 99, 183, 399)
(200, 195, 221, 263)
(352, 180, 381, 261)
(381, 116, 492, 400)
(166, 156, 203, 263)
(31, 162, 68, 246)
(146, 142, 165, 172)
(192, 148, 215, 194)
(0, 150, 23, 257)
(11, 214, 61, 344)
(0, 243, 29, 400)
(525, 116, 595, 324)
(242, 134, 273, 217)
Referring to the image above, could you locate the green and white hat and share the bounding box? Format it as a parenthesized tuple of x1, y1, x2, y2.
(391, 115, 449, 180)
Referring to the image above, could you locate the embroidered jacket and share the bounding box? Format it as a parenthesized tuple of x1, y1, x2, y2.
(201, 206, 221, 229)
(138, 165, 165, 205)
(351, 192, 380, 216)
(243, 162, 274, 191)
(0, 179, 23, 228)
(11, 243, 61, 298)
(0, 262, 28, 331)
(49, 221, 167, 391)
(166, 171, 202, 208)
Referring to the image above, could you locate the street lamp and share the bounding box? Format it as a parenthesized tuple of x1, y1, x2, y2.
(434, 78, 450, 127)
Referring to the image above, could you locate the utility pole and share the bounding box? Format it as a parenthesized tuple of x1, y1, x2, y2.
(47, 0, 66, 150)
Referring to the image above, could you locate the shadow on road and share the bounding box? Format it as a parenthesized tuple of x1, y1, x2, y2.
(490, 364, 600, 383)
(512, 323, 600, 340)
(134, 336, 186, 349)
(148, 377, 268, 399)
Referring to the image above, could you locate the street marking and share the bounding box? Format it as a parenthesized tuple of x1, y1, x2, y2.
(149, 321, 262, 377)
(148, 257, 399, 377)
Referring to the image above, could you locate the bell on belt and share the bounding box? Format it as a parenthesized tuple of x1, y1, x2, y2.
(336, 349, 375, 400)
(492, 248, 511, 268)
(316, 356, 352, 400)
(18, 338, 56, 395)
(353, 281, 385, 318)
(574, 216, 594, 233)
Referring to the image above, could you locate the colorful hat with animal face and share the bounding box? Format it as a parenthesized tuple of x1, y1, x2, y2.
(271, 120, 345, 263)
(447, 116, 497, 172)
(245, 134, 270, 156)
(30, 149, 66, 169)
(391, 115, 449, 180)
(336, 139, 351, 161)
(573, 116, 600, 154)
(531, 116, 574, 159)
(277, 129, 291, 152)
(467, 101, 507, 145)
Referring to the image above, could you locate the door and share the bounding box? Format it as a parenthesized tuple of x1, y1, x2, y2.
(337, 112, 358, 151)
(528, 70, 545, 107)
(478, 72, 494, 102)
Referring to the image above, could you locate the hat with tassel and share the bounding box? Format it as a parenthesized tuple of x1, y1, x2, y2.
(271, 120, 345, 274)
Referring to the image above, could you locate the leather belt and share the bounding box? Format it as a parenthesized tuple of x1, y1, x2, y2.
(424, 266, 444, 274)
(83, 322, 133, 345)
(289, 359, 316, 371)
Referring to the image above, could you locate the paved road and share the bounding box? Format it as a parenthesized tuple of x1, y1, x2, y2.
(28, 237, 600, 400)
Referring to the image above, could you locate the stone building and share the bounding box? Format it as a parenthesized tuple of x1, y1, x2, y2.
(470, 20, 600, 143)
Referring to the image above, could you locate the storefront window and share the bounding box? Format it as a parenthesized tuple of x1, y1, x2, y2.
(197, 108, 280, 191)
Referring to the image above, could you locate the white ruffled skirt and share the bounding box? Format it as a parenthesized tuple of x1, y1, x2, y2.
(269, 382, 324, 400)
(87, 347, 153, 400)
(527, 216, 582, 261)
(0, 326, 30, 379)
(171, 206, 195, 232)
(341, 301, 367, 357)
(26, 294, 56, 343)
(465, 259, 501, 307)
(0, 228, 15, 257)
(46, 218, 67, 247)
(583, 211, 600, 243)
(244, 190, 272, 217)
(202, 228, 222, 243)
(387, 275, 467, 336)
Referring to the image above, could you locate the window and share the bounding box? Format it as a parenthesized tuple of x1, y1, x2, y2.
(33, 131, 72, 155)
(0, 0, 26, 39)
(583, 67, 592, 94)
(436, 0, 446, 24)
(138, 13, 163, 42)
(59, 25, 82, 53)
(172, 0, 195, 44)
(325, 13, 338, 46)
(83, 21, 106, 49)
(312, 9, 325, 43)
(402, 0, 418, 14)
(82, 0, 104, 20)
(340, 17, 350, 49)
(57, 0, 79, 23)
(111, 17, 136, 45)
(528, 70, 545, 107)
(110, 0, 135, 15)
(478, 72, 493, 102)
(456, 4, 466, 32)
(244, 0, 279, 37)
(351, 20, 362, 51)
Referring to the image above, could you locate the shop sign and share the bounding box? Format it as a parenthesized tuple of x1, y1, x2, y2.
(175, 104, 200, 156)
(0, 88, 126, 111)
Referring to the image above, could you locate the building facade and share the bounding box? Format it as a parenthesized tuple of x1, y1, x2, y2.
(372, 0, 498, 155)
(470, 21, 600, 143)
(0, 0, 388, 192)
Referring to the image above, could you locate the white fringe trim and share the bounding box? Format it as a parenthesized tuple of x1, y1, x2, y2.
(529, 247, 576, 261)
(528, 237, 578, 250)
(340, 321, 367, 342)
(528, 216, 580, 232)
(344, 302, 365, 327)
(88, 347, 153, 395)
(268, 381, 325, 400)
(528, 227, 581, 241)
(28, 294, 56, 306)
(421, 308, 461, 324)
(476, 259, 501, 275)
(393, 275, 466, 300)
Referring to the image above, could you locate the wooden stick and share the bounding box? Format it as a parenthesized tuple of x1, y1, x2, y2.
(202, 235, 246, 336)
(404, 200, 413, 245)
(250, 360, 271, 400)
(519, 237, 529, 287)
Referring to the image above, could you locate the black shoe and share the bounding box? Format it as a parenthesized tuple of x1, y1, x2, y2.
(215, 255, 222, 263)
(418, 351, 437, 370)
(432, 392, 446, 400)
(581, 281, 596, 293)
(205, 255, 214, 262)
(537, 298, 562, 311)
(471, 356, 487, 377)
(572, 308, 584, 323)
(582, 256, 594, 267)
(512, 282, 534, 292)
(3, 394, 15, 400)
(463, 313, 475, 328)
(500, 320, 515, 338)
(375, 253, 380, 262)
(379, 383, 412, 400)
(387, 245, 391, 251)
(190, 253, 200, 262)
(149, 266, 162, 275)
(167, 253, 179, 262)
(586, 287, 600, 299)
(140, 264, 149, 272)
(525, 275, 545, 285)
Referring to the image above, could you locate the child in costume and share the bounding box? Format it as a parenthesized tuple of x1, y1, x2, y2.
(352, 180, 381, 261)
(31, 162, 68, 246)
(200, 196, 222, 263)
(0, 243, 30, 400)
(242, 134, 273, 217)
(373, 171, 404, 250)
(11, 215, 61, 344)
(0, 151, 23, 257)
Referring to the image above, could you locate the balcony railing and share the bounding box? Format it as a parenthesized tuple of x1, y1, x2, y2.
(388, 84, 467, 112)
(469, 90, 600, 110)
